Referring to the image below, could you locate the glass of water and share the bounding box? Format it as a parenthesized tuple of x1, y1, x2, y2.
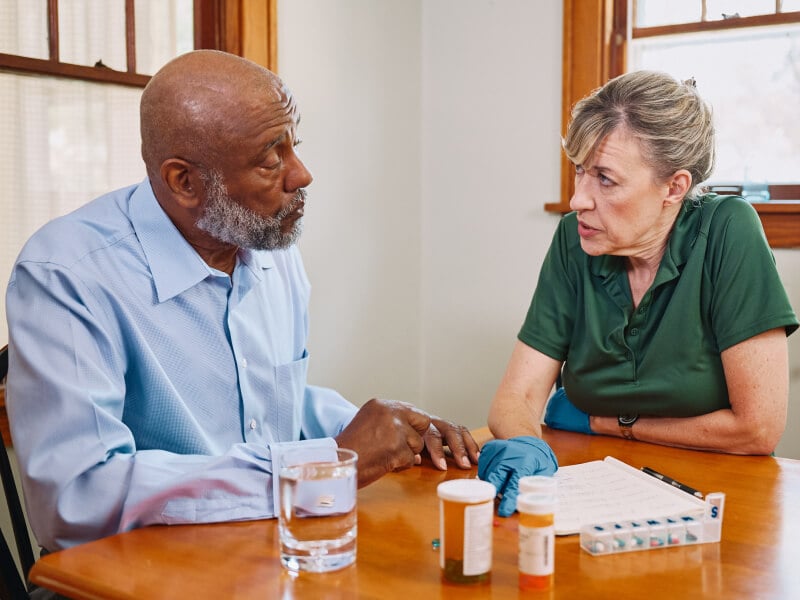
(278, 447, 358, 572)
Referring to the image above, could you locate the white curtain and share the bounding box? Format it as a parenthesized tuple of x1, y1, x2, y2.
(0, 0, 192, 344)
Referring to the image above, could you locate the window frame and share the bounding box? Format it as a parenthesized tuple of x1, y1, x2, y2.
(0, 0, 277, 446)
(552, 0, 800, 248)
(0, 0, 278, 88)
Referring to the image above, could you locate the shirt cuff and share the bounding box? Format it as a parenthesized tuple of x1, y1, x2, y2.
(267, 437, 338, 516)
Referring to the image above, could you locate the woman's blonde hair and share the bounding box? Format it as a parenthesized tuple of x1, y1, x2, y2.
(563, 70, 715, 200)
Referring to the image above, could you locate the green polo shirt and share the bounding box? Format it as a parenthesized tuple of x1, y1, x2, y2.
(519, 194, 798, 417)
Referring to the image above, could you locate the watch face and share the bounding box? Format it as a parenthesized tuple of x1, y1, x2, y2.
(618, 414, 639, 426)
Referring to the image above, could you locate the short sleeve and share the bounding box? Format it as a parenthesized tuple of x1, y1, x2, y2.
(704, 197, 798, 351)
(518, 215, 580, 361)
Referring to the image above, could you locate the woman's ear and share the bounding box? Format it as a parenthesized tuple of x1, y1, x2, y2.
(664, 169, 692, 206)
(160, 158, 202, 209)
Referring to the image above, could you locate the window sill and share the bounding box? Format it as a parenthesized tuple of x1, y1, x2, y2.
(752, 201, 800, 248)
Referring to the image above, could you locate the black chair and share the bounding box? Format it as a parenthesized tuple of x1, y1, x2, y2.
(0, 344, 35, 599)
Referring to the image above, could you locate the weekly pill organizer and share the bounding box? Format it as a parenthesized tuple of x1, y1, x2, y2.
(551, 456, 725, 556)
(578, 491, 725, 556)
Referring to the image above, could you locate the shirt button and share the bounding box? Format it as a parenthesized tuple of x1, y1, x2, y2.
(241, 358, 248, 368)
(249, 418, 257, 430)
(630, 328, 639, 336)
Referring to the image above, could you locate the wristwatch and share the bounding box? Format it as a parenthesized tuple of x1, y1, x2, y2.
(618, 414, 639, 440)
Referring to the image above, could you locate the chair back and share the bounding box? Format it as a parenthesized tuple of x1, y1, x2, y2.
(0, 345, 34, 599)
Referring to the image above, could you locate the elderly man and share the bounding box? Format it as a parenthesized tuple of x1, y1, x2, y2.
(6, 50, 478, 552)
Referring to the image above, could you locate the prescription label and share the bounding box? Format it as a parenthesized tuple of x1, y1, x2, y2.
(462, 501, 493, 575)
(519, 524, 555, 576)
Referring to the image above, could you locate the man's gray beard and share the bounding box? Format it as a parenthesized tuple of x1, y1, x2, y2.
(196, 170, 304, 251)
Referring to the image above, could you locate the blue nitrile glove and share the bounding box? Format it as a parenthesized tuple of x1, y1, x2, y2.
(478, 436, 558, 517)
(544, 387, 594, 435)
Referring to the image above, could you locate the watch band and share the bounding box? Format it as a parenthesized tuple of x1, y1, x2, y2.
(618, 414, 639, 440)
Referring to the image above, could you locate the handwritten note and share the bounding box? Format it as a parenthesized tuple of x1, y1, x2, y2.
(552, 456, 705, 535)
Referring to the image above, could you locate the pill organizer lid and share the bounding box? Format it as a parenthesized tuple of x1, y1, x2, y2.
(437, 479, 496, 502)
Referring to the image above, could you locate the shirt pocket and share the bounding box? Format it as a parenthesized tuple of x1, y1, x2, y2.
(274, 350, 309, 441)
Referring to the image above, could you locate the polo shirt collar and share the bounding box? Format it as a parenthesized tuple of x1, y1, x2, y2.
(587, 202, 699, 287)
(129, 179, 275, 303)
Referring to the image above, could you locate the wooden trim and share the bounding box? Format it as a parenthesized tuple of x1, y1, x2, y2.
(125, 0, 137, 74)
(609, 0, 627, 77)
(3, 1, 277, 87)
(194, 0, 222, 49)
(633, 10, 800, 39)
(195, 0, 239, 52)
(241, 0, 278, 71)
(0, 53, 151, 87)
(48, 0, 59, 62)
(753, 202, 800, 248)
(223, 0, 243, 56)
(194, 0, 279, 68)
(551, 0, 617, 214)
(268, 0, 278, 72)
(769, 184, 800, 200)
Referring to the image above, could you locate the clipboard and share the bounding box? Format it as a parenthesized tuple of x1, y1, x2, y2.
(552, 456, 706, 536)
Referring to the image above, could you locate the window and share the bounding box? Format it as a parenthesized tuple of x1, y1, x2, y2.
(553, 0, 800, 248)
(0, 0, 277, 445)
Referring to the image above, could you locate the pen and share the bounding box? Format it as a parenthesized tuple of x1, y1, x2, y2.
(641, 466, 704, 499)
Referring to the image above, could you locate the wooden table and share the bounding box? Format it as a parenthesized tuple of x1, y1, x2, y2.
(30, 429, 800, 599)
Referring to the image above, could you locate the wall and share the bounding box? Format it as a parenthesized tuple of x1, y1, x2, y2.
(279, 0, 562, 425)
(278, 0, 800, 458)
(774, 250, 800, 459)
(419, 0, 562, 424)
(278, 0, 424, 406)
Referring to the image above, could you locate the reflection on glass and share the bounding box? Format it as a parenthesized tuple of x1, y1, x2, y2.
(636, 0, 701, 28)
(630, 25, 800, 185)
(0, 73, 143, 343)
(59, 0, 127, 71)
(0, 0, 48, 59)
(135, 0, 194, 75)
(706, 0, 775, 20)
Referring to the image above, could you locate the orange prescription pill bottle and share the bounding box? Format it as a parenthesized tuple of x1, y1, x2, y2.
(517, 492, 556, 591)
(437, 479, 496, 584)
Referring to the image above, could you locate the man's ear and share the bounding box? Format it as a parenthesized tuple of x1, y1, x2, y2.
(160, 158, 201, 209)
(665, 169, 692, 206)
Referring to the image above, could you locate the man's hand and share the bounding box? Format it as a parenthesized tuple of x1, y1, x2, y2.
(335, 399, 431, 487)
(424, 418, 480, 472)
(334, 400, 480, 487)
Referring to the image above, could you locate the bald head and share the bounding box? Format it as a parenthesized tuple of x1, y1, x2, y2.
(140, 50, 288, 179)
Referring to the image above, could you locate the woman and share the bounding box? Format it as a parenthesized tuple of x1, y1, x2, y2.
(478, 70, 798, 517)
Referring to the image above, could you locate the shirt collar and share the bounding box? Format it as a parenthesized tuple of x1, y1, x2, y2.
(587, 202, 699, 286)
(129, 179, 274, 303)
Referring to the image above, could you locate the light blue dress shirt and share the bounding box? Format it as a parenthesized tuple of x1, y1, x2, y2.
(5, 179, 357, 551)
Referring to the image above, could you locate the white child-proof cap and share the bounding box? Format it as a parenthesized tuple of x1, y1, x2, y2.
(517, 492, 556, 515)
(519, 475, 558, 496)
(437, 479, 497, 503)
